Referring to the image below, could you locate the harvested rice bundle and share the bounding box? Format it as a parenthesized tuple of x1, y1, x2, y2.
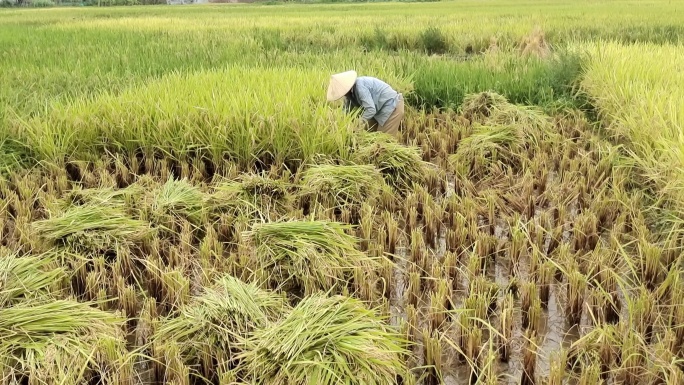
(31, 203, 154, 253)
(0, 299, 128, 385)
(150, 176, 208, 226)
(0, 250, 63, 307)
(449, 123, 525, 177)
(300, 163, 386, 210)
(243, 219, 383, 296)
(211, 173, 293, 220)
(153, 275, 288, 378)
(352, 132, 430, 193)
(240, 293, 408, 385)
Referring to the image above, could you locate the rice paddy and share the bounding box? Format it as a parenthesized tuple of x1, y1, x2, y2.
(1, 1, 684, 384)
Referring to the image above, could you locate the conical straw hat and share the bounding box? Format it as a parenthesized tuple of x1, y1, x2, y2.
(327, 70, 357, 102)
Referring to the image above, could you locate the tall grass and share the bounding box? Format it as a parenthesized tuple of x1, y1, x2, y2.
(580, 41, 684, 231)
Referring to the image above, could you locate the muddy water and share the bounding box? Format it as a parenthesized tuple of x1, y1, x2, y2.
(388, 178, 586, 385)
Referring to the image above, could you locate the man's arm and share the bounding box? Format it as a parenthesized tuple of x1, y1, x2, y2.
(343, 96, 354, 113)
(354, 82, 377, 121)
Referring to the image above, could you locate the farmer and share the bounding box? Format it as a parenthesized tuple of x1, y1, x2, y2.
(326, 70, 404, 138)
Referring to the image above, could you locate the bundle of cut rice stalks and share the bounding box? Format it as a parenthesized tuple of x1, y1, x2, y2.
(240, 293, 409, 385)
(243, 219, 384, 297)
(299, 163, 387, 212)
(352, 132, 430, 194)
(211, 173, 294, 221)
(149, 176, 209, 228)
(0, 299, 129, 385)
(153, 274, 288, 381)
(31, 202, 155, 254)
(0, 250, 63, 307)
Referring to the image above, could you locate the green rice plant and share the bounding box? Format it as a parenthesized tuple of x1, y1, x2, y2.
(31, 202, 155, 253)
(0, 299, 128, 385)
(13, 66, 356, 167)
(299, 163, 386, 211)
(352, 132, 430, 193)
(240, 293, 409, 385)
(243, 219, 383, 296)
(153, 275, 288, 379)
(150, 176, 208, 227)
(410, 51, 585, 111)
(0, 250, 63, 307)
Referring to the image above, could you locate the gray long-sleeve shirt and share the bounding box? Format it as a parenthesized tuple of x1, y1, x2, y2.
(343, 76, 400, 127)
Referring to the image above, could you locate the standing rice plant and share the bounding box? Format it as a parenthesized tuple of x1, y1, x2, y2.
(521, 330, 538, 385)
(15, 66, 356, 167)
(240, 293, 409, 385)
(498, 292, 514, 362)
(566, 270, 587, 326)
(619, 329, 645, 385)
(153, 275, 288, 380)
(243, 219, 383, 296)
(422, 329, 443, 385)
(548, 349, 567, 385)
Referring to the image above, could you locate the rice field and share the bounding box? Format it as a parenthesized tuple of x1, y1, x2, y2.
(1, 1, 684, 385)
